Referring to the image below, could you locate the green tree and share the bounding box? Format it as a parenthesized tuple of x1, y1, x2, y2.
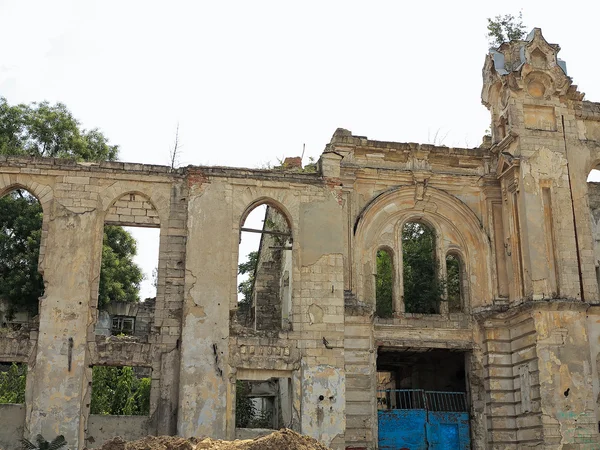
(0, 362, 26, 404)
(446, 254, 462, 312)
(375, 249, 393, 318)
(0, 97, 118, 160)
(487, 12, 527, 48)
(0, 97, 142, 316)
(98, 226, 143, 308)
(237, 250, 258, 324)
(402, 222, 445, 314)
(90, 366, 150, 416)
(0, 192, 44, 317)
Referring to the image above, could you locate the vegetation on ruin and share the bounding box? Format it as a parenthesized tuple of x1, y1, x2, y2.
(90, 366, 150, 415)
(0, 362, 26, 404)
(486, 12, 527, 48)
(0, 97, 143, 318)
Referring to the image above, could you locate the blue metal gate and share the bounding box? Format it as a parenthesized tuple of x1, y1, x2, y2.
(377, 389, 470, 449)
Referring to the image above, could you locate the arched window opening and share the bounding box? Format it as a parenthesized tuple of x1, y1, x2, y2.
(402, 222, 442, 314)
(375, 249, 393, 318)
(0, 188, 43, 326)
(446, 254, 463, 313)
(95, 193, 160, 338)
(237, 203, 292, 332)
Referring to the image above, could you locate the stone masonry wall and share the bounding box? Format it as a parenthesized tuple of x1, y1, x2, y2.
(0, 157, 187, 449)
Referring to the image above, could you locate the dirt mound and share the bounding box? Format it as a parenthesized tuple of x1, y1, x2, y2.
(98, 429, 331, 450)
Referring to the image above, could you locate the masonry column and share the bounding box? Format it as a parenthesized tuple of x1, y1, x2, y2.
(296, 180, 347, 449)
(177, 174, 231, 438)
(26, 180, 101, 449)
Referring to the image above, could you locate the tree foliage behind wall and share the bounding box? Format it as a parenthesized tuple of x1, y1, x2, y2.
(98, 226, 144, 308)
(402, 222, 445, 314)
(90, 366, 150, 415)
(235, 380, 256, 428)
(0, 362, 26, 404)
(0, 97, 118, 160)
(446, 254, 462, 312)
(237, 250, 258, 325)
(375, 249, 393, 318)
(0, 192, 44, 318)
(0, 97, 142, 317)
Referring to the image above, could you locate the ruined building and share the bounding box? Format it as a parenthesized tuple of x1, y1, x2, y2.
(1, 28, 600, 449)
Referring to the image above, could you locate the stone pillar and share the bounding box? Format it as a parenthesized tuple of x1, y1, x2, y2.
(177, 177, 231, 438)
(27, 198, 100, 449)
(297, 196, 346, 449)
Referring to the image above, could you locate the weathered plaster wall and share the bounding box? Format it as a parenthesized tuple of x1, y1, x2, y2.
(300, 362, 345, 445)
(86, 415, 150, 448)
(27, 179, 98, 445)
(178, 179, 232, 439)
(0, 403, 26, 450)
(586, 306, 600, 433)
(535, 305, 597, 447)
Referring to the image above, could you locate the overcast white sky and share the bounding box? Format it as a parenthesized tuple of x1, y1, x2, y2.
(2, 1, 599, 298)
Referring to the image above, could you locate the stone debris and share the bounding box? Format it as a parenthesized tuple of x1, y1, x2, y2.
(97, 429, 331, 450)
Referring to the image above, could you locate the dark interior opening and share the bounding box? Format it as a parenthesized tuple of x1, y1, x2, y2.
(377, 348, 467, 392)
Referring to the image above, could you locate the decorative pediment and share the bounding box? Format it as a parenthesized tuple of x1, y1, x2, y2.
(482, 28, 584, 107)
(523, 28, 560, 72)
(496, 152, 520, 178)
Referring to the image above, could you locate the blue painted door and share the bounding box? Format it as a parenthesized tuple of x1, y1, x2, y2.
(377, 390, 470, 449)
(378, 409, 427, 450)
(426, 411, 471, 450)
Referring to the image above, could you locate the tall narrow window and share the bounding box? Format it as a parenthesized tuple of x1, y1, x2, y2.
(0, 188, 43, 326)
(375, 249, 393, 318)
(446, 254, 462, 313)
(402, 222, 442, 314)
(238, 203, 292, 331)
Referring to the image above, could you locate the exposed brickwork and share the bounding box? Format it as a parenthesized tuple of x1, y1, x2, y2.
(105, 194, 160, 227)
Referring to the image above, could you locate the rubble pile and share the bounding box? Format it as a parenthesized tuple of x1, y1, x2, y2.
(98, 429, 331, 450)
